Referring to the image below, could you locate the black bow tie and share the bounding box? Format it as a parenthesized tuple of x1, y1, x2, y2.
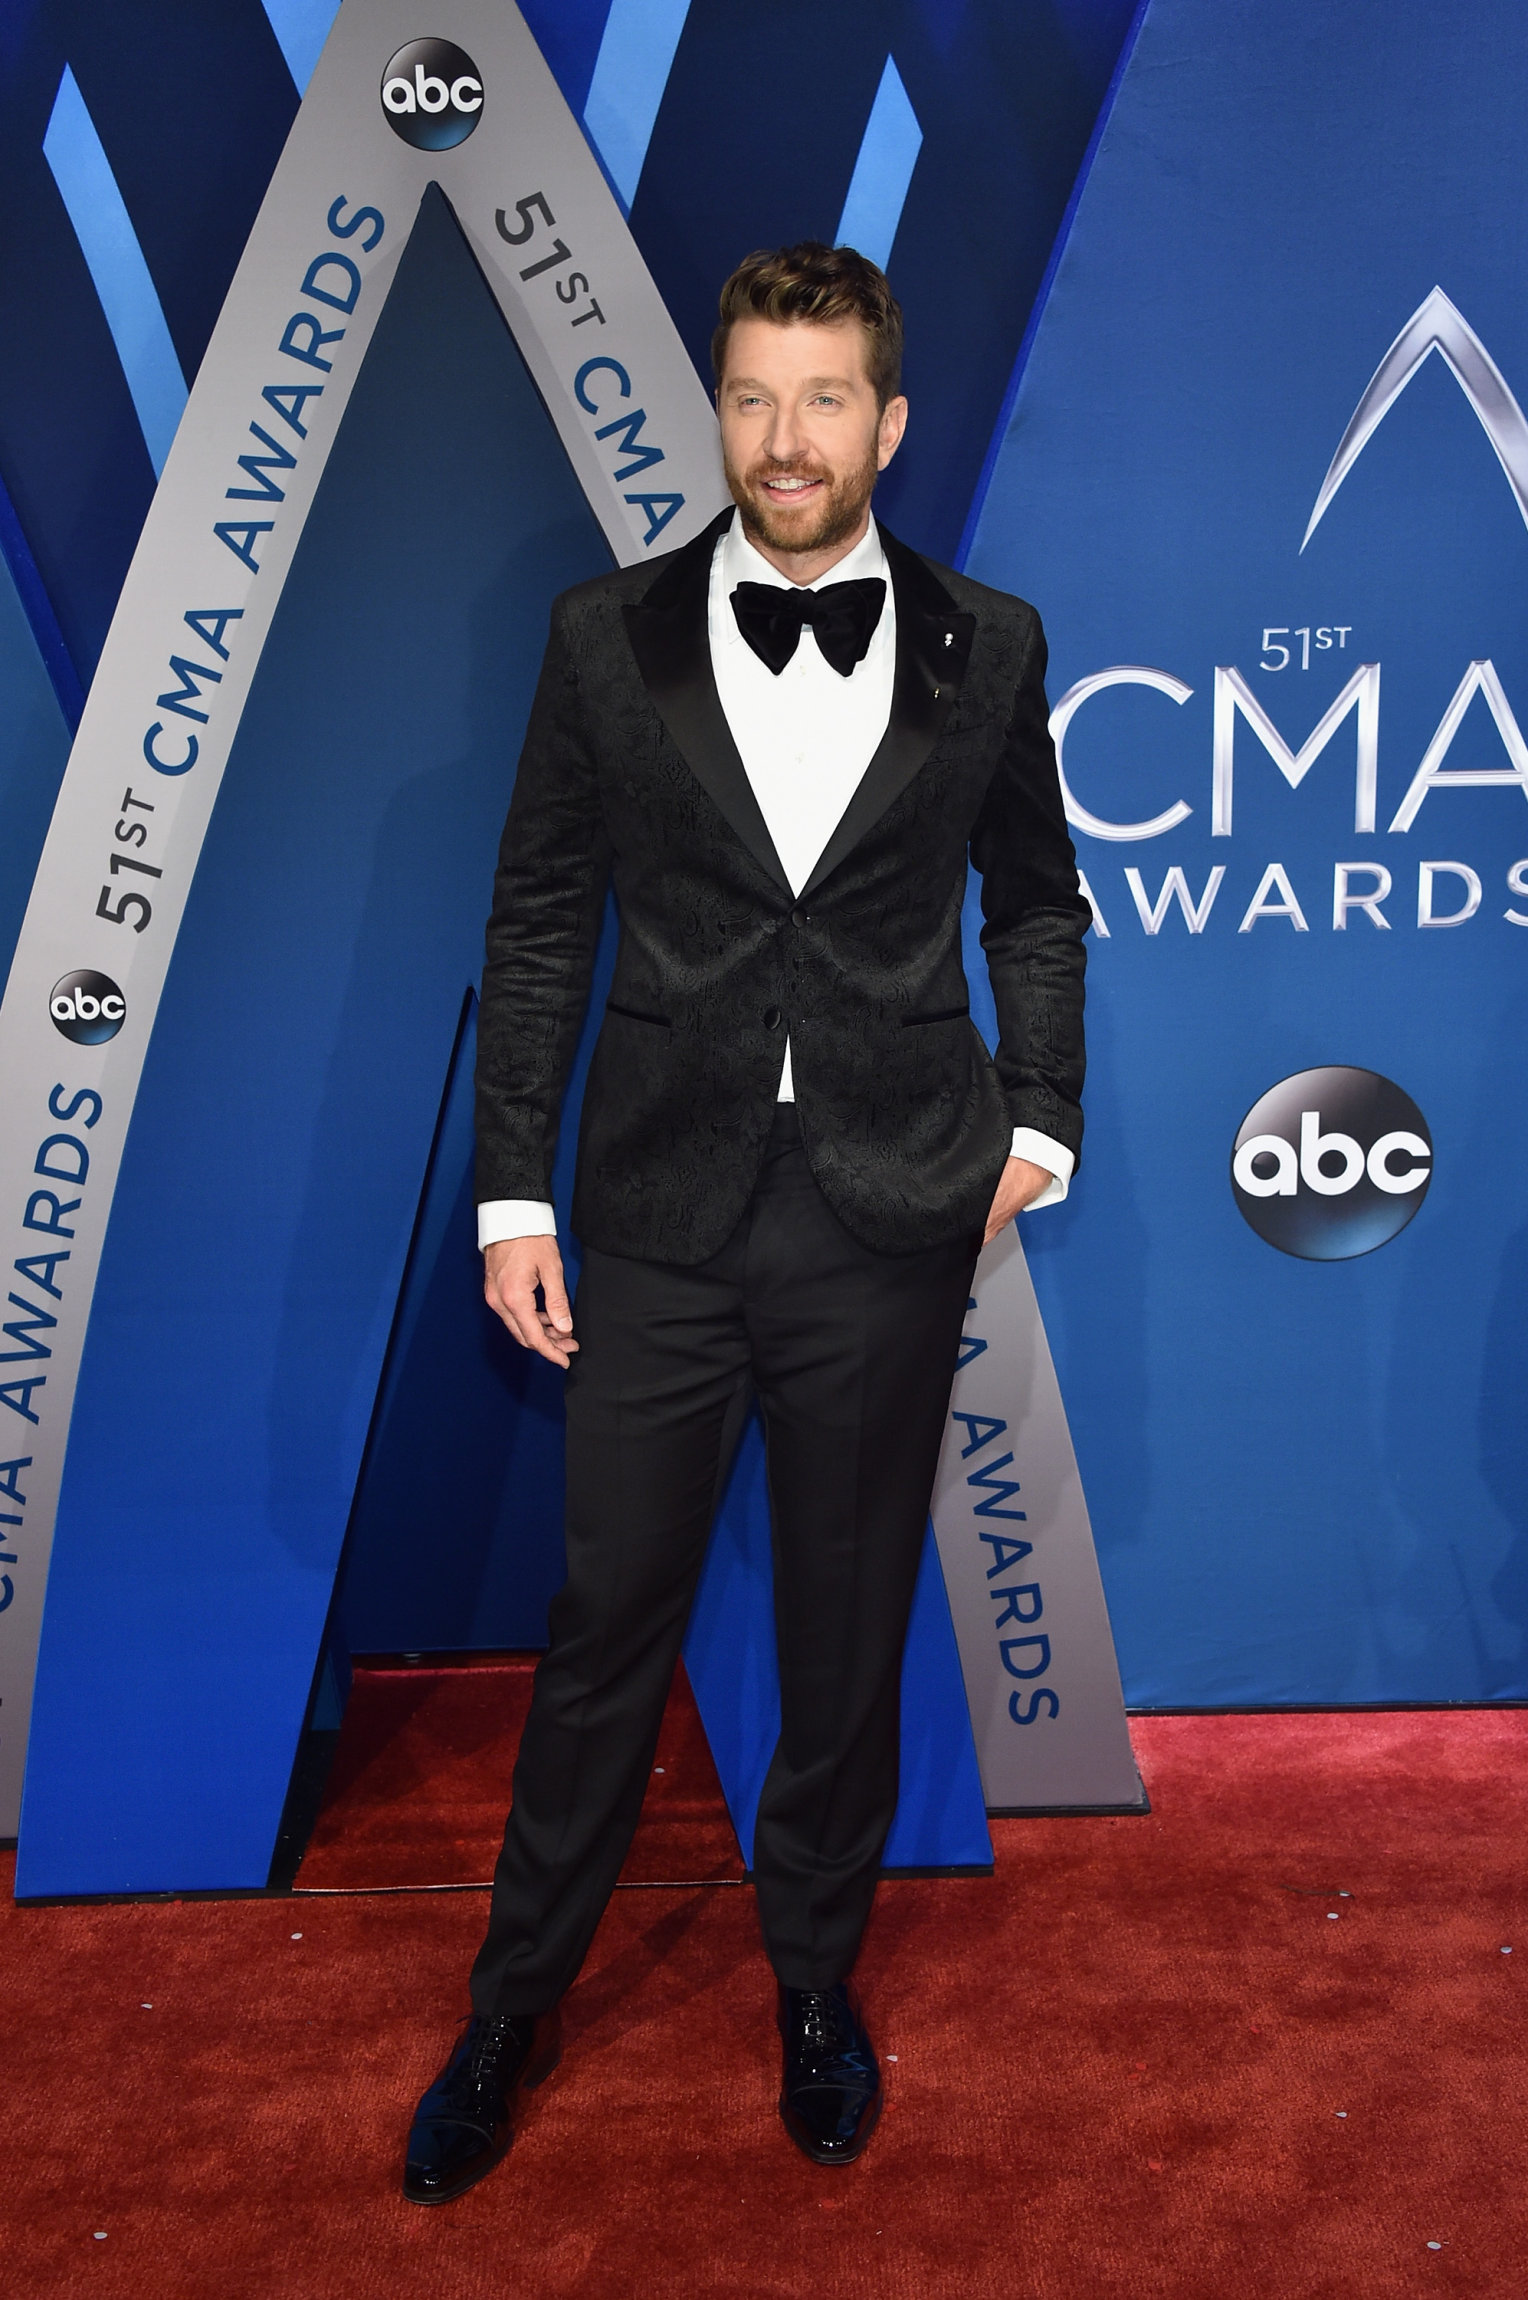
(731, 576, 886, 678)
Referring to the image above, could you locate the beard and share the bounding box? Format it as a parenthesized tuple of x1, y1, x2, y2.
(723, 438, 881, 561)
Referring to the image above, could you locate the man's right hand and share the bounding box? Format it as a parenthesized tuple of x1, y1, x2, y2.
(483, 1236, 577, 1368)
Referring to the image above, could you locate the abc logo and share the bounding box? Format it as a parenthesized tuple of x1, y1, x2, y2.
(50, 969, 126, 1046)
(1231, 1066, 1432, 1261)
(380, 38, 483, 149)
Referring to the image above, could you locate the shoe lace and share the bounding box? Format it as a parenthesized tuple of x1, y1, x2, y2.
(439, 2013, 525, 2104)
(793, 1991, 853, 2057)
(471, 2014, 526, 2074)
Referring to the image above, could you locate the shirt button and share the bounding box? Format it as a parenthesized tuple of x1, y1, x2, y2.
(763, 1006, 783, 1031)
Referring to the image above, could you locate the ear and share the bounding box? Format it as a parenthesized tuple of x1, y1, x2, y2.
(876, 393, 909, 471)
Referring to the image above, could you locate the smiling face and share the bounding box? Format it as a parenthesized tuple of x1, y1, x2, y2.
(717, 315, 908, 582)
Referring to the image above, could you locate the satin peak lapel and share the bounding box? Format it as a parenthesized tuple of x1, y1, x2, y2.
(622, 513, 792, 899)
(799, 527, 975, 900)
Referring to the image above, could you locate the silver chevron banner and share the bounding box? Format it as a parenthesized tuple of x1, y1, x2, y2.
(932, 1224, 1143, 1811)
(0, 0, 723, 1833)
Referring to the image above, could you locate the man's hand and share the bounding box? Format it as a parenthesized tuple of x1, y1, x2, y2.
(983, 1155, 1053, 1246)
(483, 1236, 577, 1368)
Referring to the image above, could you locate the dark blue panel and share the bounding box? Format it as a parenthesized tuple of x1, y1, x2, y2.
(0, 461, 83, 728)
(631, 0, 885, 346)
(863, 0, 1140, 562)
(334, 995, 568, 1654)
(0, 3, 154, 693)
(337, 947, 610, 1654)
(62, 0, 298, 382)
(966, 0, 1528, 1704)
(18, 185, 613, 1895)
(0, 2, 298, 695)
(0, 521, 70, 984)
(517, 0, 614, 121)
(627, 0, 1138, 563)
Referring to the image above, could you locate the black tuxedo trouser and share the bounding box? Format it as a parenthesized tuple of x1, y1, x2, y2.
(469, 1107, 981, 2012)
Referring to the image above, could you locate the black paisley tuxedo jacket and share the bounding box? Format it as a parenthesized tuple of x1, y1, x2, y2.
(475, 508, 1089, 1264)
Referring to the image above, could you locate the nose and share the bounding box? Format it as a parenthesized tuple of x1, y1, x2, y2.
(763, 401, 805, 464)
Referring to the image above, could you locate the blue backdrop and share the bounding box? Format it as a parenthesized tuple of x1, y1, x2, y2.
(965, 0, 1528, 1704)
(3, 0, 1526, 1895)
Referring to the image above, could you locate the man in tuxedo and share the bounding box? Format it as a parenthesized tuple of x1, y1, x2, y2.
(403, 242, 1088, 2203)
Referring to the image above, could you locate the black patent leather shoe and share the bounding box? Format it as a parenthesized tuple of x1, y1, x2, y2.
(402, 2006, 562, 2205)
(778, 1983, 882, 2165)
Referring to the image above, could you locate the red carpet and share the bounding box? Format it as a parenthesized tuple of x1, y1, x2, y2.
(297, 1657, 745, 1890)
(5, 1708, 1527, 2297)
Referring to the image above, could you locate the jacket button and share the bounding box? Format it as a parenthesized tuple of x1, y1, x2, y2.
(763, 1006, 783, 1031)
(791, 907, 808, 927)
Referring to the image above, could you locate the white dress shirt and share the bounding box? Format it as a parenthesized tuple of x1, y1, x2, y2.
(479, 514, 1073, 1246)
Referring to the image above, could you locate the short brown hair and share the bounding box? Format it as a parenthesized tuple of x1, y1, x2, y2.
(712, 242, 904, 408)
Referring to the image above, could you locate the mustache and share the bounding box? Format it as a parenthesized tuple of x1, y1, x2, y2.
(743, 458, 836, 486)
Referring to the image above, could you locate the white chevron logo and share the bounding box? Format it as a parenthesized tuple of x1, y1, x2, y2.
(1302, 286, 1528, 550)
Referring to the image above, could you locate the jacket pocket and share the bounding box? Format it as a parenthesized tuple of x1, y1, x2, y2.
(901, 1004, 969, 1027)
(605, 999, 672, 1028)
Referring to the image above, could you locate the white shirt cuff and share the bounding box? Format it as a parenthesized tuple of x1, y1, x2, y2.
(478, 1199, 557, 1249)
(1008, 1127, 1075, 1210)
